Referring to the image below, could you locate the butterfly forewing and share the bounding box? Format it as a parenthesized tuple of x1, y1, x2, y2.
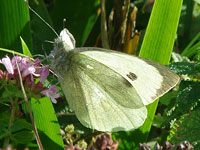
(74, 47, 180, 106)
(72, 53, 145, 108)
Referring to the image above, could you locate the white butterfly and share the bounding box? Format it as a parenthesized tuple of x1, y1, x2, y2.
(49, 29, 179, 132)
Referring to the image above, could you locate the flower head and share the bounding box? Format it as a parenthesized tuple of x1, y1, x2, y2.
(0, 55, 60, 103)
(0, 55, 14, 74)
(88, 133, 119, 150)
(40, 67, 49, 82)
(41, 85, 60, 103)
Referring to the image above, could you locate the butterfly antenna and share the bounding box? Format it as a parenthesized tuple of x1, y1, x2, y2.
(63, 18, 67, 29)
(24, 0, 59, 37)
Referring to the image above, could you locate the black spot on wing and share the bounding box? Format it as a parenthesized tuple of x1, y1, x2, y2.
(126, 72, 137, 81)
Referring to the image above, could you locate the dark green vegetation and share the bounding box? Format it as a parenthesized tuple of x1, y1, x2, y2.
(0, 0, 200, 149)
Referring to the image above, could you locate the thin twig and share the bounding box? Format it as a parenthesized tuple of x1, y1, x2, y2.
(0, 102, 10, 107)
(14, 55, 44, 150)
(101, 0, 110, 49)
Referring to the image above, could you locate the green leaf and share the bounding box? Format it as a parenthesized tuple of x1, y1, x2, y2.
(168, 108, 200, 149)
(182, 40, 200, 58)
(177, 81, 200, 111)
(152, 114, 165, 128)
(159, 90, 178, 106)
(162, 81, 200, 126)
(169, 62, 200, 75)
(20, 37, 32, 57)
(181, 32, 200, 57)
(0, 113, 10, 139)
(10, 119, 33, 133)
(10, 130, 35, 144)
(31, 97, 64, 150)
(178, 0, 194, 49)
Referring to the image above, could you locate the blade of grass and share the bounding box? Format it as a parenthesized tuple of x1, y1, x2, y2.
(113, 0, 183, 149)
(181, 41, 200, 58)
(0, 0, 32, 57)
(135, 0, 183, 145)
(178, 0, 194, 50)
(31, 98, 64, 150)
(181, 32, 200, 57)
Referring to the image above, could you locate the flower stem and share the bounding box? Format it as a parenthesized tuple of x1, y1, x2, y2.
(15, 56, 44, 150)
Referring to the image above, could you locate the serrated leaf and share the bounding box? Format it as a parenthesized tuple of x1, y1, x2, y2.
(0, 113, 10, 139)
(10, 119, 33, 133)
(0, 128, 10, 140)
(168, 108, 200, 149)
(10, 130, 35, 144)
(177, 81, 200, 110)
(169, 62, 200, 75)
(162, 81, 200, 126)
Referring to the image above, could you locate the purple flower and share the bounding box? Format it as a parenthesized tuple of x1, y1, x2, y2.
(22, 65, 40, 77)
(41, 85, 60, 103)
(1, 55, 60, 104)
(11, 56, 30, 71)
(88, 133, 119, 150)
(0, 55, 14, 74)
(40, 67, 49, 82)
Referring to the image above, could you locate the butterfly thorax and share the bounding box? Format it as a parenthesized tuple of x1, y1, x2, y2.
(48, 39, 74, 77)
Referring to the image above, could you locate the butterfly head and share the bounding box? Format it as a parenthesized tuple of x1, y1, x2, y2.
(54, 28, 76, 52)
